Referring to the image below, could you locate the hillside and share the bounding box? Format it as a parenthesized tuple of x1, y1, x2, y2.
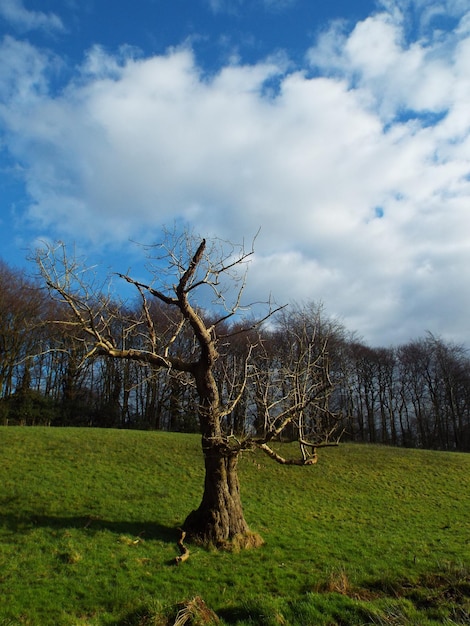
(0, 427, 469, 625)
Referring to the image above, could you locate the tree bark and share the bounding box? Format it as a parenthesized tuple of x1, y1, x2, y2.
(182, 440, 255, 547)
(182, 361, 258, 547)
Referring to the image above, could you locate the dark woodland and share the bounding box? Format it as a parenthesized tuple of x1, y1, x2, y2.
(1, 247, 469, 454)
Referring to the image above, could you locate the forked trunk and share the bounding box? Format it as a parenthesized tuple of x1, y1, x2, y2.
(182, 438, 259, 548)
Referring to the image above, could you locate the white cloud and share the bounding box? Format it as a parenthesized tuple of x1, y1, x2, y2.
(0, 0, 64, 33)
(308, 9, 468, 122)
(1, 1, 470, 346)
(0, 36, 54, 104)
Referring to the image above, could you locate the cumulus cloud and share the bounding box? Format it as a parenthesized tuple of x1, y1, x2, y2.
(308, 10, 468, 121)
(0, 0, 64, 33)
(1, 1, 470, 346)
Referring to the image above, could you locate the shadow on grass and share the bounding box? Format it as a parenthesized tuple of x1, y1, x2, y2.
(217, 605, 268, 624)
(0, 512, 178, 544)
(120, 602, 286, 626)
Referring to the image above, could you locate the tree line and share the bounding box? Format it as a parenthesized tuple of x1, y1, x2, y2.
(1, 255, 469, 452)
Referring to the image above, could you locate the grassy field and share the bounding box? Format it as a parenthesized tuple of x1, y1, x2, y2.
(0, 427, 469, 625)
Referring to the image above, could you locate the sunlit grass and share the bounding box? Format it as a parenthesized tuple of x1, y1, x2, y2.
(0, 427, 469, 625)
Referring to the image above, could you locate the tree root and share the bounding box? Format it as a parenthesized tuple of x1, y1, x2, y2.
(175, 529, 190, 564)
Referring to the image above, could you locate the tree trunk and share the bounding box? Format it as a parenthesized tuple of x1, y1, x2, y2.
(181, 360, 259, 547)
(182, 438, 260, 548)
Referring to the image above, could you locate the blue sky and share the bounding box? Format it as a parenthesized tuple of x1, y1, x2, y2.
(1, 0, 470, 346)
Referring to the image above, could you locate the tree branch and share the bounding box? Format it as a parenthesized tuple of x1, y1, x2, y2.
(257, 443, 318, 465)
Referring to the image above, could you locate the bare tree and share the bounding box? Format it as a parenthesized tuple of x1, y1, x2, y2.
(251, 304, 341, 463)
(35, 232, 339, 550)
(0, 260, 58, 425)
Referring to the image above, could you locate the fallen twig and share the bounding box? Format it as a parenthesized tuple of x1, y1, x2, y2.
(175, 528, 189, 564)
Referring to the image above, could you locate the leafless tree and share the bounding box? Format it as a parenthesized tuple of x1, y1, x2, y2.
(250, 304, 342, 462)
(35, 232, 340, 550)
(0, 261, 54, 424)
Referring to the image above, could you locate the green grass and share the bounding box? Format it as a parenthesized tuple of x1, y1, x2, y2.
(0, 427, 469, 625)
